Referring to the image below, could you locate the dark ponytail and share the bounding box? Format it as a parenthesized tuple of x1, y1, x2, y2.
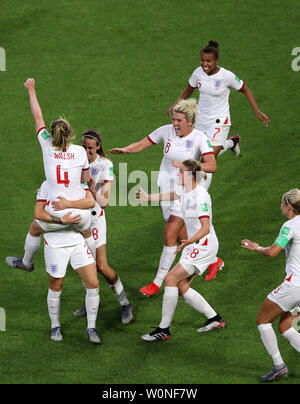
(200, 40, 219, 59)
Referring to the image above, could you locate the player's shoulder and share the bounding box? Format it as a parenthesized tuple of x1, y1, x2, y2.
(196, 184, 210, 199)
(191, 65, 203, 76)
(100, 156, 113, 168)
(284, 216, 300, 231)
(191, 128, 208, 138)
(157, 124, 173, 132)
(92, 155, 113, 168)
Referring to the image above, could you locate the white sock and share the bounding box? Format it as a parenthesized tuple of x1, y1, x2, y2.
(218, 139, 234, 156)
(182, 288, 217, 319)
(85, 288, 100, 329)
(47, 289, 61, 329)
(159, 286, 178, 329)
(282, 327, 300, 353)
(257, 323, 284, 366)
(154, 246, 177, 287)
(110, 277, 129, 306)
(85, 235, 96, 260)
(23, 233, 41, 266)
(202, 172, 213, 191)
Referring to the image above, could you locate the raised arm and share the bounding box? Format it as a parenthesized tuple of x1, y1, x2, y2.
(24, 78, 45, 132)
(110, 137, 154, 154)
(239, 85, 269, 127)
(166, 84, 196, 118)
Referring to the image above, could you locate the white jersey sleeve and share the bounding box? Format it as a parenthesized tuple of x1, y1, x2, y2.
(37, 126, 52, 153)
(275, 221, 296, 249)
(194, 130, 214, 156)
(147, 125, 169, 145)
(36, 181, 49, 203)
(188, 67, 201, 88)
(224, 69, 244, 91)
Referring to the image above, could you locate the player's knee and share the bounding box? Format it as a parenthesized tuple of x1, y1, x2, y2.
(164, 230, 177, 246)
(165, 272, 176, 287)
(87, 278, 99, 289)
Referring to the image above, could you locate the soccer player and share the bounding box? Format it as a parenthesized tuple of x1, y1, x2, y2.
(167, 40, 269, 162)
(23, 78, 96, 257)
(69, 129, 133, 325)
(111, 99, 223, 295)
(39, 184, 101, 343)
(241, 188, 300, 382)
(10, 183, 101, 343)
(137, 159, 226, 342)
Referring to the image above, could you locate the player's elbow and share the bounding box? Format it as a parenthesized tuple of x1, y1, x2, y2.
(87, 200, 95, 209)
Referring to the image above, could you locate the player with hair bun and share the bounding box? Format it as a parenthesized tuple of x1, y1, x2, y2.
(242, 189, 300, 382)
(167, 40, 269, 162)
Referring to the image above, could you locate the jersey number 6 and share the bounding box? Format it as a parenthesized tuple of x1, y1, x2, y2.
(56, 165, 70, 187)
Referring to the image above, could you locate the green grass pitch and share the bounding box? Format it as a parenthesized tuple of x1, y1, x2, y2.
(0, 0, 300, 385)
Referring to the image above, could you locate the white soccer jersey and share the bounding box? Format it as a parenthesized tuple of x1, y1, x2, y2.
(178, 184, 217, 243)
(274, 215, 300, 286)
(188, 66, 245, 129)
(147, 125, 214, 192)
(89, 155, 114, 221)
(36, 181, 84, 248)
(37, 127, 89, 214)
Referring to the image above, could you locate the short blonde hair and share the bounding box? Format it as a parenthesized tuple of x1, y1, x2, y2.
(50, 117, 74, 151)
(173, 98, 198, 124)
(284, 188, 300, 213)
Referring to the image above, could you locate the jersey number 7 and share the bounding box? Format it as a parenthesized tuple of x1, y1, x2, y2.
(56, 165, 70, 187)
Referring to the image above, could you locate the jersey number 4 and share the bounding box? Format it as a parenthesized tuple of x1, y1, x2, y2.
(56, 165, 70, 187)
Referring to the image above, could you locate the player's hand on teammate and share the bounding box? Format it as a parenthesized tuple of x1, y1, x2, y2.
(136, 187, 149, 203)
(241, 239, 259, 251)
(24, 78, 35, 91)
(61, 212, 81, 224)
(52, 196, 69, 211)
(172, 160, 184, 169)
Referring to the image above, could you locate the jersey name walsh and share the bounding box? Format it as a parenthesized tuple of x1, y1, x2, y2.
(53, 152, 75, 160)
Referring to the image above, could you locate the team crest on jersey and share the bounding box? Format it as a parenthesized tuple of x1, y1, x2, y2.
(185, 140, 193, 149)
(197, 80, 201, 88)
(51, 264, 58, 273)
(90, 167, 99, 177)
(215, 80, 222, 88)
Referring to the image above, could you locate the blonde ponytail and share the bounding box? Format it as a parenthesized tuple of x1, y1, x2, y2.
(50, 117, 74, 151)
